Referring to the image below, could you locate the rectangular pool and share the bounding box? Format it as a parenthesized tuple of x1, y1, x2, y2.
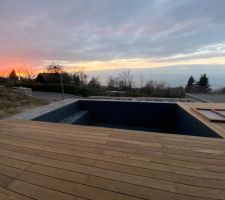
(33, 100, 221, 138)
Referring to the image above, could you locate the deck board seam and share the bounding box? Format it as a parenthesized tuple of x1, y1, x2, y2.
(17, 171, 150, 200)
(1, 135, 225, 165)
(1, 118, 225, 200)
(1, 142, 225, 174)
(6, 180, 85, 200)
(3, 162, 34, 189)
(21, 162, 225, 189)
(11, 171, 222, 200)
(17, 167, 225, 191)
(1, 134, 225, 165)
(1, 146, 225, 182)
(2, 122, 225, 146)
(8, 178, 140, 200)
(3, 126, 225, 149)
(3, 163, 222, 193)
(0, 187, 37, 200)
(1, 130, 225, 161)
(1, 148, 225, 185)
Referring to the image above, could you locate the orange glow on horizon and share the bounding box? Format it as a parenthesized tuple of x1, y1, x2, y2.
(1, 56, 225, 77)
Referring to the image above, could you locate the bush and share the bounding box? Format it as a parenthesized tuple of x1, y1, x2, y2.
(14, 83, 84, 97)
(14, 82, 185, 98)
(141, 81, 185, 98)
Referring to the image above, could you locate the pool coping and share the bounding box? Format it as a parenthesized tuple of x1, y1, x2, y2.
(10, 99, 79, 120)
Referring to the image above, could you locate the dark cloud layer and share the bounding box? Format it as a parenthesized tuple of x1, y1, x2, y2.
(0, 0, 225, 64)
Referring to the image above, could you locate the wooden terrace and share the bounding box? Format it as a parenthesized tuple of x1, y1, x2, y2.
(0, 103, 225, 200)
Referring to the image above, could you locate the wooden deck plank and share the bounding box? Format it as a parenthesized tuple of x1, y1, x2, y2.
(1, 141, 225, 183)
(2, 118, 225, 144)
(0, 119, 225, 200)
(3, 122, 225, 149)
(0, 174, 14, 188)
(27, 164, 225, 199)
(1, 122, 224, 158)
(1, 132, 225, 169)
(0, 155, 32, 170)
(17, 171, 143, 200)
(1, 138, 225, 176)
(0, 163, 22, 178)
(1, 141, 225, 189)
(1, 130, 224, 164)
(0, 136, 225, 177)
(1, 125, 225, 161)
(1, 132, 225, 166)
(7, 180, 76, 200)
(0, 187, 33, 200)
(0, 139, 225, 172)
(16, 172, 213, 200)
(1, 146, 225, 195)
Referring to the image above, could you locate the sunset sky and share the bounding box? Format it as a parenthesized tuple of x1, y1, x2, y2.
(0, 0, 225, 86)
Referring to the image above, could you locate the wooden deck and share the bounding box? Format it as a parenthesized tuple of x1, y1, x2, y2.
(0, 119, 225, 200)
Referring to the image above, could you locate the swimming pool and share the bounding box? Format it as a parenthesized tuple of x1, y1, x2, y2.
(32, 99, 221, 138)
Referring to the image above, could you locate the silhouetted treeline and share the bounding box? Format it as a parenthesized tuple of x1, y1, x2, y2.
(1, 66, 221, 98)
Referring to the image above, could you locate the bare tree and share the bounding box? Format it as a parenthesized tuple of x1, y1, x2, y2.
(139, 74, 144, 88)
(47, 64, 63, 73)
(19, 66, 35, 81)
(118, 70, 133, 90)
(107, 76, 117, 89)
(72, 71, 88, 86)
(46, 64, 65, 99)
(107, 71, 134, 90)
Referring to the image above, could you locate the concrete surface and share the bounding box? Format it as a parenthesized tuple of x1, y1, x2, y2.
(32, 91, 81, 102)
(186, 93, 225, 103)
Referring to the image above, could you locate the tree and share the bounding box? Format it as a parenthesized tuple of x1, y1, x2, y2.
(142, 80, 155, 94)
(8, 69, 18, 85)
(72, 71, 88, 86)
(107, 71, 134, 90)
(118, 70, 133, 90)
(197, 74, 211, 93)
(19, 66, 35, 81)
(185, 76, 195, 93)
(47, 64, 63, 73)
(88, 77, 101, 88)
(107, 76, 117, 89)
(139, 74, 144, 88)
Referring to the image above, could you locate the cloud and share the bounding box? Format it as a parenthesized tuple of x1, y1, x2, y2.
(0, 0, 225, 68)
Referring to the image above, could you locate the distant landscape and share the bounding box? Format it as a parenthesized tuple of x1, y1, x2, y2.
(88, 64, 225, 89)
(1, 64, 224, 99)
